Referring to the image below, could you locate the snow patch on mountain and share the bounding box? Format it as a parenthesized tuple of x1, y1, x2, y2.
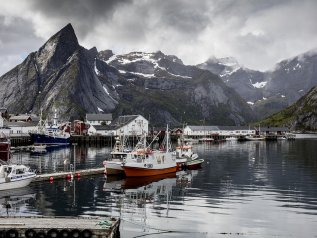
(252, 81, 267, 88)
(94, 59, 101, 76)
(103, 85, 118, 103)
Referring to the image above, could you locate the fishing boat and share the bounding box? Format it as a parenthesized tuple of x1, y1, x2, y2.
(123, 125, 177, 177)
(103, 135, 131, 175)
(185, 158, 204, 169)
(0, 133, 10, 161)
(0, 160, 36, 191)
(29, 110, 70, 145)
(173, 144, 199, 167)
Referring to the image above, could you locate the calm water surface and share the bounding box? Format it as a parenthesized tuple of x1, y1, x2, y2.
(1, 138, 317, 238)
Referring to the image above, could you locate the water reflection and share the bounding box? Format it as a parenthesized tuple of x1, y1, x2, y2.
(2, 140, 317, 237)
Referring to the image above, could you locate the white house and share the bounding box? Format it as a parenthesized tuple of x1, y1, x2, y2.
(88, 125, 112, 136)
(110, 115, 148, 136)
(86, 113, 112, 126)
(183, 125, 220, 136)
(4, 121, 38, 136)
(183, 125, 256, 137)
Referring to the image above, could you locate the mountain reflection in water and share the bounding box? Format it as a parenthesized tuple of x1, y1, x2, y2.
(2, 139, 317, 238)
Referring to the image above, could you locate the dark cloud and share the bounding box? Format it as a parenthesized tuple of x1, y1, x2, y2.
(1, 0, 317, 74)
(29, 0, 132, 38)
(0, 16, 42, 74)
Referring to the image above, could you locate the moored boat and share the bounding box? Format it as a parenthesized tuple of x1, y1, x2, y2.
(174, 144, 199, 167)
(123, 125, 177, 177)
(29, 110, 70, 145)
(185, 158, 204, 169)
(245, 135, 265, 141)
(0, 160, 36, 191)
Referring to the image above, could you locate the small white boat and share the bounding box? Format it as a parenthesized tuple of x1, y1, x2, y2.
(173, 144, 199, 167)
(225, 136, 238, 141)
(0, 160, 36, 191)
(245, 135, 265, 141)
(198, 137, 214, 142)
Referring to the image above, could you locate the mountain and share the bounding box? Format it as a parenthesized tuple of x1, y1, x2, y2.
(198, 51, 317, 119)
(0, 24, 255, 126)
(197, 57, 266, 104)
(260, 86, 317, 130)
(0, 24, 116, 120)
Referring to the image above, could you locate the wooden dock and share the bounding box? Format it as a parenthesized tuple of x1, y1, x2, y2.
(34, 168, 106, 182)
(0, 216, 120, 238)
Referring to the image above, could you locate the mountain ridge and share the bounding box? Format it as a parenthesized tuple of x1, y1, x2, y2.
(0, 23, 255, 126)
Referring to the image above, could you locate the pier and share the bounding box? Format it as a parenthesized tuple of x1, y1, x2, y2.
(0, 216, 120, 238)
(34, 168, 106, 182)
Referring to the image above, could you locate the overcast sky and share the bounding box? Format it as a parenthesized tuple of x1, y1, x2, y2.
(1, 0, 317, 75)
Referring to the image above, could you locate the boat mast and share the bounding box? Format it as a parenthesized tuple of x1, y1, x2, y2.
(166, 124, 169, 152)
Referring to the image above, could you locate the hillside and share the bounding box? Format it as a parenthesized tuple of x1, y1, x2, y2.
(260, 86, 317, 130)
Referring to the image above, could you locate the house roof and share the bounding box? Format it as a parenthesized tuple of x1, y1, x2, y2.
(4, 121, 38, 127)
(217, 126, 252, 130)
(86, 113, 112, 121)
(9, 115, 31, 120)
(259, 127, 290, 132)
(109, 115, 142, 130)
(186, 125, 220, 131)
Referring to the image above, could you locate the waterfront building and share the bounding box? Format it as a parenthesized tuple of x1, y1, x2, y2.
(86, 113, 112, 126)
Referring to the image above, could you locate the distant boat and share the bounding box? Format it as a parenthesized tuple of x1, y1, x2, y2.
(198, 137, 214, 142)
(103, 135, 131, 175)
(0, 160, 36, 191)
(0, 133, 10, 161)
(245, 135, 265, 141)
(123, 125, 177, 177)
(29, 109, 70, 145)
(225, 136, 238, 141)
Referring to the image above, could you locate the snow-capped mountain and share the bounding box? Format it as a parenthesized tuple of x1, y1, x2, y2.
(0, 24, 255, 126)
(198, 57, 266, 104)
(199, 50, 317, 119)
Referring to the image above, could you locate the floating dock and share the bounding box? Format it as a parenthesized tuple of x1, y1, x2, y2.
(34, 168, 106, 182)
(0, 216, 120, 238)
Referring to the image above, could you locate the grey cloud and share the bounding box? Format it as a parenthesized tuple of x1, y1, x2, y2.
(0, 0, 317, 75)
(29, 0, 132, 38)
(0, 16, 42, 73)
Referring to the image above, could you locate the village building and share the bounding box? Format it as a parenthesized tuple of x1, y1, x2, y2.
(88, 115, 148, 136)
(88, 125, 111, 136)
(86, 113, 112, 126)
(109, 115, 148, 136)
(9, 115, 33, 122)
(183, 125, 256, 137)
(4, 121, 38, 135)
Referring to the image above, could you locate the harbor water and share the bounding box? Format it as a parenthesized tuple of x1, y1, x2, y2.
(1, 137, 317, 237)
